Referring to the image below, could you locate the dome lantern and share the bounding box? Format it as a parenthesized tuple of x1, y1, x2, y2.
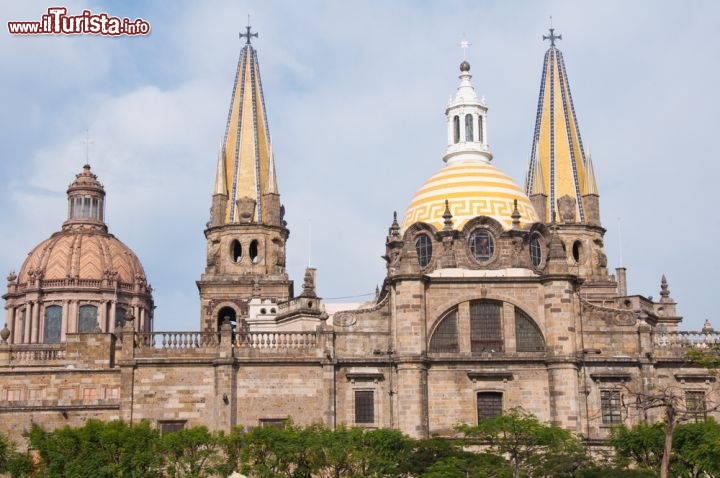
(63, 164, 107, 232)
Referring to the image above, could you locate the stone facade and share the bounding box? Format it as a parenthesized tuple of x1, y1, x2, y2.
(2, 29, 718, 450)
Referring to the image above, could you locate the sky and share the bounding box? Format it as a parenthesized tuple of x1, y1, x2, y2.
(1, 1, 718, 332)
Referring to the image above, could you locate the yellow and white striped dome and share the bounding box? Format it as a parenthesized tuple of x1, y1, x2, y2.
(402, 160, 539, 233)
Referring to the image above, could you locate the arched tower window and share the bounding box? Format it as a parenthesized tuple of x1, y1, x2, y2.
(231, 240, 242, 263)
(415, 234, 433, 268)
(470, 300, 502, 353)
(453, 115, 460, 144)
(429, 309, 459, 353)
(478, 115, 484, 143)
(465, 114, 474, 142)
(515, 308, 545, 352)
(217, 306, 237, 332)
(249, 240, 259, 264)
(44, 305, 62, 343)
(529, 234, 542, 267)
(78, 305, 98, 333)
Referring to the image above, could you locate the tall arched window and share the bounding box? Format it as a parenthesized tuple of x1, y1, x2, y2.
(453, 116, 460, 144)
(44, 305, 62, 343)
(465, 114, 474, 142)
(515, 308, 545, 352)
(78, 305, 98, 333)
(217, 306, 237, 331)
(478, 115, 484, 143)
(429, 309, 459, 353)
(470, 300, 503, 353)
(415, 234, 433, 268)
(115, 307, 127, 328)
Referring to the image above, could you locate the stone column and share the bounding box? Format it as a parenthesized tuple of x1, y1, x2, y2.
(61, 301, 69, 342)
(457, 302, 471, 352)
(5, 307, 15, 345)
(109, 301, 116, 334)
(213, 321, 236, 431)
(99, 302, 107, 331)
(547, 359, 581, 432)
(24, 302, 33, 344)
(395, 361, 429, 438)
(68, 300, 78, 334)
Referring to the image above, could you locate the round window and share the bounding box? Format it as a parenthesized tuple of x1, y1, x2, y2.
(529, 235, 542, 267)
(415, 234, 433, 268)
(469, 229, 494, 262)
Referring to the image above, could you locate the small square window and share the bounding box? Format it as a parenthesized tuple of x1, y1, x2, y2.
(5, 388, 22, 401)
(685, 390, 706, 421)
(27, 388, 44, 401)
(259, 418, 287, 429)
(104, 387, 119, 400)
(60, 387, 76, 401)
(82, 388, 98, 401)
(355, 390, 374, 424)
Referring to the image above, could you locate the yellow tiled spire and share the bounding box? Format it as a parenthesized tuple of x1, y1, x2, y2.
(220, 25, 278, 224)
(526, 28, 593, 223)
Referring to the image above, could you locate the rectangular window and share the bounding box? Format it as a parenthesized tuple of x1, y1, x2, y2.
(601, 390, 622, 424)
(259, 418, 287, 429)
(104, 387, 119, 400)
(4, 388, 22, 401)
(60, 387, 76, 401)
(355, 390, 375, 424)
(685, 390, 706, 421)
(27, 388, 44, 401)
(158, 420, 186, 434)
(470, 301, 503, 353)
(477, 392, 503, 422)
(82, 387, 98, 401)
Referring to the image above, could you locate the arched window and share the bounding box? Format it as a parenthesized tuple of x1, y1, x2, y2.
(78, 305, 98, 333)
(231, 240, 242, 263)
(249, 240, 259, 264)
(453, 116, 460, 144)
(217, 306, 237, 331)
(515, 308, 545, 352)
(478, 115, 484, 143)
(529, 234, 542, 267)
(465, 114, 474, 142)
(415, 234, 432, 268)
(470, 300, 502, 353)
(469, 229, 494, 262)
(429, 309, 459, 353)
(44, 305, 62, 343)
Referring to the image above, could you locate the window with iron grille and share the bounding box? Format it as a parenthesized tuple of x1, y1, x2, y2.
(260, 418, 287, 429)
(415, 234, 433, 268)
(78, 305, 97, 333)
(470, 301, 503, 353)
(158, 420, 186, 434)
(515, 308, 545, 352)
(601, 390, 622, 424)
(529, 234, 542, 267)
(355, 390, 374, 424)
(44, 305, 62, 343)
(429, 309, 459, 353)
(477, 392, 503, 422)
(685, 390, 706, 421)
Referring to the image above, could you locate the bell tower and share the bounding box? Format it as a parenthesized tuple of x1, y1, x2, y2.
(197, 24, 292, 332)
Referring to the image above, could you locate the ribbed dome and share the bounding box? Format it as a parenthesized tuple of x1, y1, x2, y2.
(402, 160, 539, 233)
(18, 230, 147, 288)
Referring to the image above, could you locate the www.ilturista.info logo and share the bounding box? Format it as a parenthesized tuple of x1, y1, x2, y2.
(8, 7, 150, 36)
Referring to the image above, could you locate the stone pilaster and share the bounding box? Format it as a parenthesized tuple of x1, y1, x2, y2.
(395, 360, 428, 438)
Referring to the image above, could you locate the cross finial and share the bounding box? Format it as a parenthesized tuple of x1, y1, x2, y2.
(239, 19, 258, 45)
(458, 39, 471, 60)
(543, 27, 562, 47)
(81, 129, 94, 164)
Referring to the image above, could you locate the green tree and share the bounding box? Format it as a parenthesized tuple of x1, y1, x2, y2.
(609, 422, 664, 472)
(160, 426, 221, 478)
(458, 407, 589, 478)
(420, 452, 511, 478)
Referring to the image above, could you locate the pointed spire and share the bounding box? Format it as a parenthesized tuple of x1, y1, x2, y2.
(389, 211, 401, 238)
(527, 27, 590, 223)
(443, 200, 454, 231)
(583, 148, 599, 196)
(218, 24, 278, 225)
(214, 147, 228, 195)
(660, 274, 670, 299)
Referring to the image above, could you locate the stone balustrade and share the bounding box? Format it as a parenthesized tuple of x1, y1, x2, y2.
(8, 345, 66, 363)
(233, 331, 318, 349)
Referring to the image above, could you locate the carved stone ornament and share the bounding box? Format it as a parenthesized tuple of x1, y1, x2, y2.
(557, 195, 577, 223)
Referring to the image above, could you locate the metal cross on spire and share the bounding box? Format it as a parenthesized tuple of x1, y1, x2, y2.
(543, 27, 562, 47)
(239, 18, 258, 45)
(81, 129, 94, 165)
(458, 39, 471, 60)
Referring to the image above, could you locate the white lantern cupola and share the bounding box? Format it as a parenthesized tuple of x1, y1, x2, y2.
(443, 61, 492, 164)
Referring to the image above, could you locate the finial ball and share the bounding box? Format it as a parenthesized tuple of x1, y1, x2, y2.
(460, 61, 470, 72)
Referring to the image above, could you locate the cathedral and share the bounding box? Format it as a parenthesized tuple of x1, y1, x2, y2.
(1, 26, 717, 445)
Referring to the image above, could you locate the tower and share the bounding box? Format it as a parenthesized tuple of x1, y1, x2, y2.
(525, 28, 608, 281)
(197, 25, 293, 332)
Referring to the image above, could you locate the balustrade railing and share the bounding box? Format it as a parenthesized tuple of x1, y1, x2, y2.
(655, 331, 720, 348)
(233, 331, 317, 349)
(135, 332, 219, 351)
(10, 345, 66, 363)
